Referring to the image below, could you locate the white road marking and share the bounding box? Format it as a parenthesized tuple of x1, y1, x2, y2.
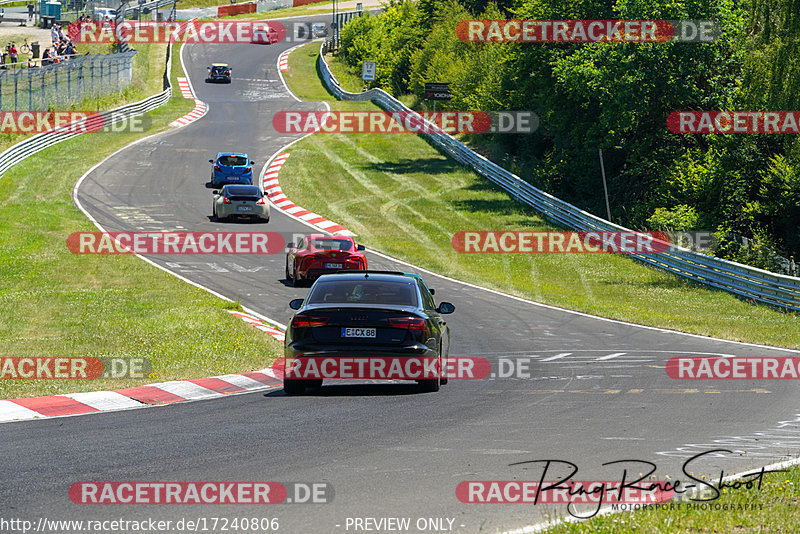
(596, 352, 626, 360)
(540, 353, 571, 361)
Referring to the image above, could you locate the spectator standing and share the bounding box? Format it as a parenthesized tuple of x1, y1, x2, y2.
(8, 44, 18, 65)
(27, 2, 34, 21)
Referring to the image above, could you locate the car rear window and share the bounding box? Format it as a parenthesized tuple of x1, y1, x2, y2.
(219, 155, 247, 166)
(307, 280, 418, 306)
(211, 66, 229, 74)
(224, 185, 261, 196)
(310, 238, 353, 251)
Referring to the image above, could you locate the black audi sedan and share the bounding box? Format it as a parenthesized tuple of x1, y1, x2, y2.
(283, 271, 455, 395)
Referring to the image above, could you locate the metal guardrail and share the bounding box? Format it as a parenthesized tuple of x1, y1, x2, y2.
(0, 40, 171, 177)
(0, 51, 136, 110)
(317, 39, 800, 312)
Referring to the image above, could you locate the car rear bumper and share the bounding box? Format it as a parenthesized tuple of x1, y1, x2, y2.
(286, 343, 437, 358)
(282, 346, 442, 381)
(300, 265, 365, 280)
(217, 204, 269, 219)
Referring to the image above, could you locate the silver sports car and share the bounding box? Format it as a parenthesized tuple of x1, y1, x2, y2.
(212, 184, 270, 222)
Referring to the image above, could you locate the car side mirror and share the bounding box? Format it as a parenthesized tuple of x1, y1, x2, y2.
(429, 288, 435, 295)
(436, 302, 455, 314)
(357, 244, 365, 251)
(250, 160, 255, 165)
(287, 242, 295, 248)
(209, 159, 214, 163)
(212, 190, 219, 195)
(289, 298, 304, 310)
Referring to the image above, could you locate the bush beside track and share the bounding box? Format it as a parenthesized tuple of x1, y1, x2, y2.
(278, 42, 799, 349)
(0, 42, 283, 399)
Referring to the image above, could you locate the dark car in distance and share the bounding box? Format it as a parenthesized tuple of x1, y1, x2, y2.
(207, 63, 231, 83)
(283, 272, 455, 395)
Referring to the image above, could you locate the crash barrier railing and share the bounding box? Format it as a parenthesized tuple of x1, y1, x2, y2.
(120, 0, 176, 19)
(318, 39, 800, 312)
(0, 41, 172, 178)
(0, 51, 136, 111)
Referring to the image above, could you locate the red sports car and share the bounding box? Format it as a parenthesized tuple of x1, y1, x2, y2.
(285, 234, 367, 286)
(252, 25, 280, 44)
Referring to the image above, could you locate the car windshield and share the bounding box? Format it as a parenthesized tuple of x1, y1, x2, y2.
(218, 155, 247, 166)
(310, 238, 353, 251)
(307, 280, 418, 306)
(224, 185, 261, 196)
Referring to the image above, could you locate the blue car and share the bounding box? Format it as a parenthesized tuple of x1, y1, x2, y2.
(209, 152, 255, 186)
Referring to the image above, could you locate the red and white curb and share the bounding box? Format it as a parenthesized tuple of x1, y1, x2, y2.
(278, 43, 307, 72)
(278, 49, 291, 71)
(177, 77, 193, 98)
(262, 152, 354, 236)
(229, 310, 285, 343)
(169, 77, 208, 128)
(0, 312, 288, 423)
(0, 367, 284, 423)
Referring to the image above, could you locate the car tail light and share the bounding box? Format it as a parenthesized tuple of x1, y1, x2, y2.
(256, 197, 267, 205)
(245, 167, 252, 173)
(292, 316, 329, 328)
(387, 317, 426, 330)
(222, 197, 232, 204)
(214, 165, 221, 171)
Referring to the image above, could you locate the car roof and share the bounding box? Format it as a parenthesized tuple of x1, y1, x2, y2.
(216, 152, 248, 158)
(222, 184, 261, 194)
(307, 234, 354, 241)
(315, 272, 415, 283)
(211, 63, 229, 67)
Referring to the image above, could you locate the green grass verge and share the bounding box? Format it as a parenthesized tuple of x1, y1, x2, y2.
(279, 41, 800, 349)
(545, 464, 800, 533)
(0, 42, 283, 400)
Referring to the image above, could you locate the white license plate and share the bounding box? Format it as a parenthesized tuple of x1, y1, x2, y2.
(325, 263, 342, 269)
(341, 327, 376, 338)
(237, 206, 253, 212)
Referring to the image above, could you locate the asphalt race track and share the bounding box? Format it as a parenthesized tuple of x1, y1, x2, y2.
(3, 19, 800, 534)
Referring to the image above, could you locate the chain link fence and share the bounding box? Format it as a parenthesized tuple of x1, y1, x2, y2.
(0, 51, 136, 111)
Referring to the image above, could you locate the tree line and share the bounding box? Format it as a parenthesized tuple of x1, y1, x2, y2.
(338, 0, 800, 272)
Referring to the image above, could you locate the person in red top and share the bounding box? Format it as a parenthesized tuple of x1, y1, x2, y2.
(8, 44, 18, 64)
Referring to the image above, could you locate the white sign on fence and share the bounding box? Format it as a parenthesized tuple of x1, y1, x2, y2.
(361, 61, 376, 81)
